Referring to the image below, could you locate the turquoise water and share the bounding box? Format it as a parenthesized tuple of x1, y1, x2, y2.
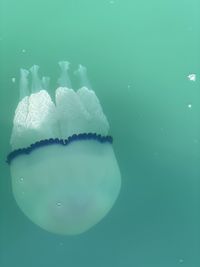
(0, 0, 200, 266)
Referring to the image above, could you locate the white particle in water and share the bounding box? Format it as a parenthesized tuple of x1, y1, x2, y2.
(188, 104, 192, 109)
(11, 77, 16, 83)
(179, 259, 184, 264)
(110, 0, 115, 4)
(187, 74, 196, 81)
(57, 202, 62, 207)
(20, 178, 24, 183)
(22, 49, 26, 53)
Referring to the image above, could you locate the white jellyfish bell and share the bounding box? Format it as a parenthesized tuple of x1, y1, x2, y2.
(7, 62, 121, 235)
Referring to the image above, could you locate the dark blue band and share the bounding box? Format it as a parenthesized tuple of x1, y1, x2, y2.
(6, 133, 113, 165)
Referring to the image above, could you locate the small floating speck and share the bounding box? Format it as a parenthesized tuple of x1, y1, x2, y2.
(187, 74, 196, 81)
(11, 77, 16, 83)
(127, 84, 131, 89)
(179, 259, 184, 264)
(57, 202, 62, 207)
(188, 104, 192, 109)
(19, 178, 24, 183)
(22, 49, 26, 53)
(110, 0, 115, 4)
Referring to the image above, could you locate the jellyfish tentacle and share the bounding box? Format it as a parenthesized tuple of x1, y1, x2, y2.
(58, 61, 72, 88)
(75, 64, 92, 90)
(19, 69, 30, 100)
(30, 65, 42, 93)
(42, 76, 50, 91)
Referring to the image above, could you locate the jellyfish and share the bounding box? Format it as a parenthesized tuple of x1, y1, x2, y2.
(7, 62, 121, 235)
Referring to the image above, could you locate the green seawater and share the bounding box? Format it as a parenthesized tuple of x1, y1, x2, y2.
(0, 0, 200, 266)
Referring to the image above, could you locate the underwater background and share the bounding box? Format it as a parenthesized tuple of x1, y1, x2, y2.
(0, 0, 199, 266)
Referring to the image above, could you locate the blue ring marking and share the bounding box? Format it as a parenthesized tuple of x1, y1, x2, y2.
(6, 133, 113, 165)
